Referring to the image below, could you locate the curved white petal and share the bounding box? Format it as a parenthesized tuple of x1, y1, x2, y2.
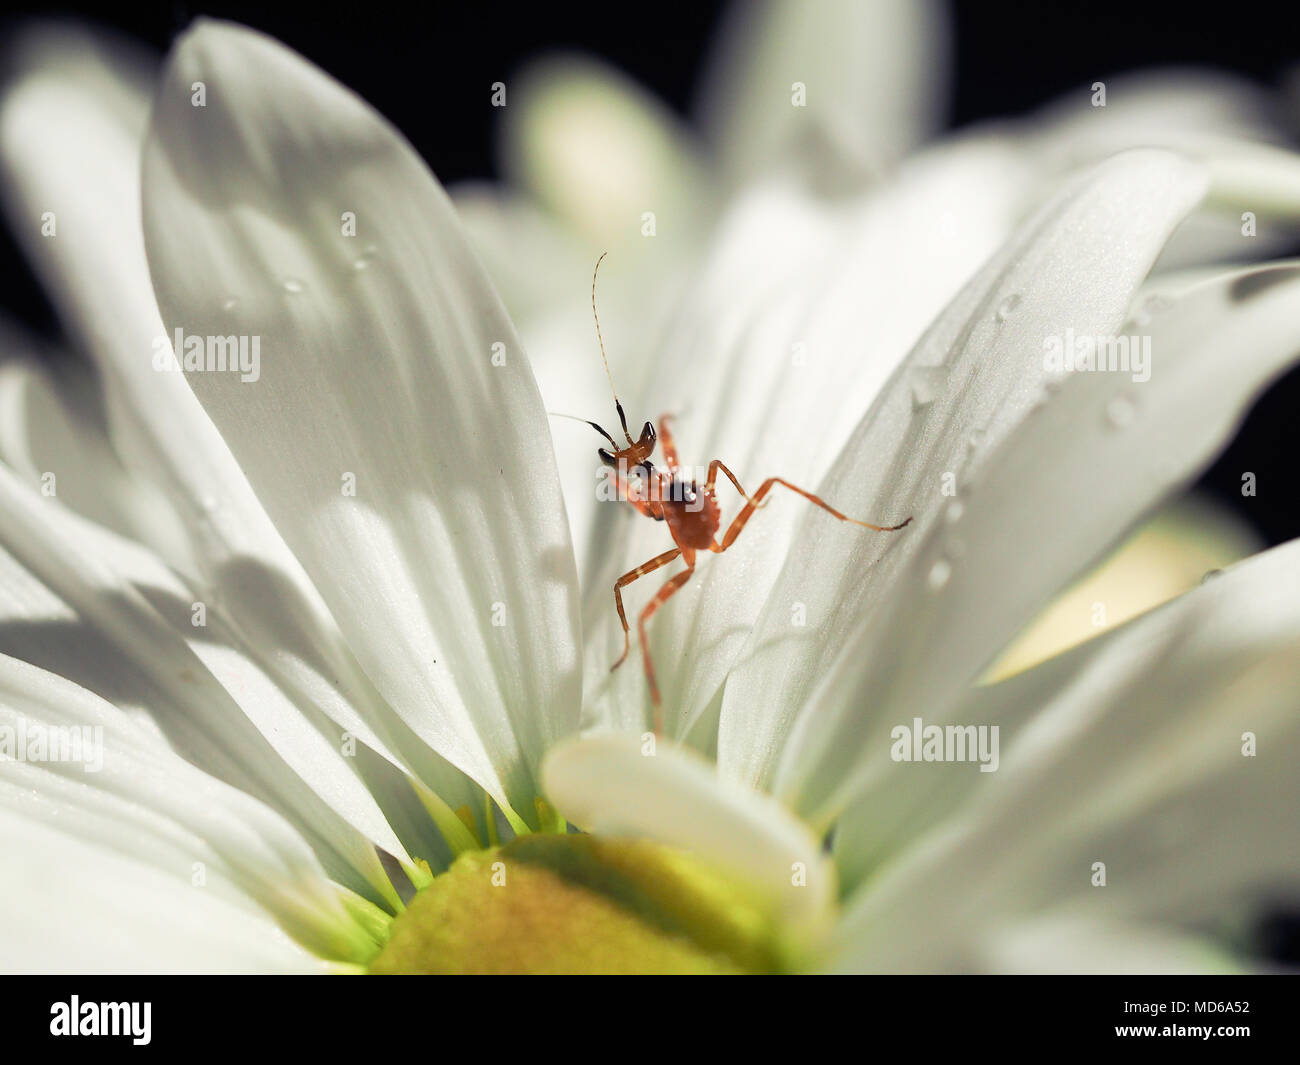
(704, 149, 1207, 805)
(141, 21, 582, 823)
(830, 539, 1300, 973)
(1, 809, 337, 974)
(776, 257, 1300, 822)
(0, 24, 287, 573)
(0, 464, 409, 905)
(828, 497, 1260, 895)
(0, 23, 439, 822)
(542, 733, 833, 932)
(691, 147, 1206, 801)
(698, 0, 950, 191)
(0, 345, 191, 567)
(0, 654, 378, 971)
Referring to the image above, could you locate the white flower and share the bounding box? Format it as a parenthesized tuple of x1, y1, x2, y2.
(0, 10, 1297, 974)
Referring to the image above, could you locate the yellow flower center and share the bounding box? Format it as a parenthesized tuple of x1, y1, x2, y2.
(368, 833, 795, 974)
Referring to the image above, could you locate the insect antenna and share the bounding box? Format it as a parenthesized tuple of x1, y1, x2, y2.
(591, 251, 634, 445)
(547, 410, 618, 448)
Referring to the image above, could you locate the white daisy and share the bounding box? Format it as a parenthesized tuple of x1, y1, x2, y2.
(0, 13, 1298, 974)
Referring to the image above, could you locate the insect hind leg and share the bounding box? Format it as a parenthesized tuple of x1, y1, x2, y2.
(713, 475, 911, 552)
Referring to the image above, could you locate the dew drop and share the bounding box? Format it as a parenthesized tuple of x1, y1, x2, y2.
(1104, 393, 1138, 429)
(927, 558, 952, 591)
(944, 500, 964, 524)
(282, 278, 305, 294)
(995, 293, 1022, 322)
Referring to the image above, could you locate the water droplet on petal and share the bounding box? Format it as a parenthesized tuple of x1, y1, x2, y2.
(945, 500, 964, 524)
(282, 278, 305, 294)
(995, 293, 1022, 322)
(1105, 393, 1138, 429)
(927, 558, 952, 591)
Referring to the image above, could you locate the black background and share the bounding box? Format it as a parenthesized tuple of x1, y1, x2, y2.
(0, 0, 1296, 547)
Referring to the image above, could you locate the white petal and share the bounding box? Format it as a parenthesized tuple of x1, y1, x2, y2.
(698, 0, 950, 190)
(0, 345, 191, 567)
(141, 21, 582, 823)
(779, 256, 1300, 823)
(542, 733, 834, 932)
(830, 539, 1300, 973)
(0, 654, 378, 970)
(0, 464, 410, 905)
(828, 498, 1261, 896)
(712, 150, 1206, 811)
(0, 24, 276, 570)
(0, 23, 427, 818)
(0, 809, 336, 974)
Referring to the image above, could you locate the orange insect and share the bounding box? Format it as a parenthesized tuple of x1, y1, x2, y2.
(564, 253, 912, 735)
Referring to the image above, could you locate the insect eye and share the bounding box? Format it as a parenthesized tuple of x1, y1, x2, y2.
(598, 448, 617, 468)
